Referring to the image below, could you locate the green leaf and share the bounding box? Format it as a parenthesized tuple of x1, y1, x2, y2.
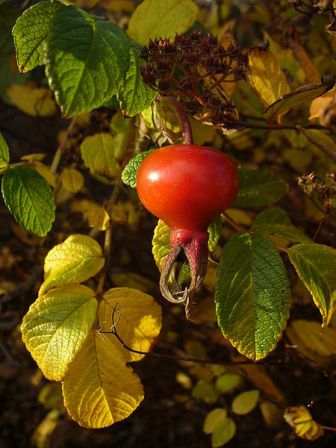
(211, 418, 236, 447)
(0, 132, 10, 168)
(46, 7, 129, 116)
(121, 149, 154, 188)
(232, 390, 260, 415)
(118, 46, 157, 116)
(192, 379, 219, 404)
(264, 79, 335, 122)
(233, 169, 288, 208)
(1, 166, 55, 236)
(127, 0, 199, 46)
(80, 133, 120, 178)
(252, 208, 311, 243)
(288, 243, 336, 326)
(13, 0, 64, 72)
(203, 408, 227, 434)
(21, 284, 97, 381)
(208, 216, 221, 252)
(301, 129, 336, 162)
(215, 374, 242, 393)
(215, 233, 290, 360)
(39, 234, 105, 295)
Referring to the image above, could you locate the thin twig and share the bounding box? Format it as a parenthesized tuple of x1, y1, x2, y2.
(313, 215, 326, 241)
(222, 211, 246, 232)
(50, 117, 77, 174)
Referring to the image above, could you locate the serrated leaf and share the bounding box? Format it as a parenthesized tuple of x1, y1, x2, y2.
(13, 0, 64, 72)
(0, 132, 10, 168)
(233, 169, 288, 208)
(7, 84, 57, 116)
(21, 284, 97, 381)
(248, 46, 290, 107)
(121, 149, 154, 188)
(232, 390, 260, 415)
(127, 0, 199, 45)
(208, 216, 221, 252)
(98, 287, 162, 362)
(118, 46, 156, 116)
(265, 80, 335, 122)
(39, 234, 105, 295)
(62, 331, 144, 428)
(203, 408, 227, 434)
(46, 8, 129, 116)
(211, 418, 236, 447)
(288, 243, 336, 326)
(215, 233, 290, 360)
(60, 168, 84, 193)
(1, 166, 55, 236)
(215, 374, 242, 393)
(80, 133, 120, 178)
(284, 406, 324, 441)
(253, 208, 311, 243)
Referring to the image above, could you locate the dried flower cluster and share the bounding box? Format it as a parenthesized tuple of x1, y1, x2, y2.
(298, 172, 336, 214)
(140, 32, 248, 130)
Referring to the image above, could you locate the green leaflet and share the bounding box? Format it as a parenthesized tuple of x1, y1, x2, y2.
(233, 169, 288, 208)
(0, 132, 10, 169)
(13, 0, 64, 72)
(46, 8, 129, 116)
(252, 207, 311, 243)
(288, 243, 336, 326)
(1, 166, 55, 236)
(215, 232, 290, 360)
(122, 149, 155, 188)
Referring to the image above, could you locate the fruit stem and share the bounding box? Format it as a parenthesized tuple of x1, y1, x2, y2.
(163, 96, 193, 145)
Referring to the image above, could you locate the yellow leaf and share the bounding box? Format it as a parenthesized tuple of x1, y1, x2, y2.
(39, 234, 105, 295)
(152, 219, 170, 269)
(31, 410, 59, 448)
(21, 284, 97, 381)
(98, 287, 162, 362)
(85, 205, 110, 231)
(62, 331, 144, 428)
(203, 408, 227, 434)
(289, 38, 321, 84)
(7, 84, 57, 117)
(248, 47, 290, 107)
(80, 133, 120, 178)
(127, 0, 199, 45)
(284, 406, 324, 441)
(21, 153, 46, 162)
(60, 168, 84, 193)
(231, 390, 260, 415)
(30, 162, 56, 187)
(289, 320, 336, 357)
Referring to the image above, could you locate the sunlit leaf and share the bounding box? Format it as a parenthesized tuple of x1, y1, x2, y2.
(98, 287, 162, 362)
(60, 168, 84, 193)
(80, 133, 120, 179)
(121, 149, 154, 188)
(7, 84, 57, 116)
(203, 408, 227, 434)
(85, 205, 110, 231)
(288, 320, 336, 357)
(127, 0, 199, 45)
(39, 234, 105, 295)
(211, 418, 236, 447)
(215, 233, 290, 360)
(232, 390, 260, 415)
(215, 374, 242, 393)
(21, 284, 97, 381)
(248, 46, 290, 107)
(284, 406, 324, 441)
(0, 132, 10, 169)
(62, 331, 144, 428)
(288, 243, 336, 326)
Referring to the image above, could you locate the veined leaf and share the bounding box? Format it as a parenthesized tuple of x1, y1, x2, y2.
(215, 233, 290, 360)
(39, 234, 105, 295)
(98, 287, 162, 362)
(121, 149, 155, 188)
(233, 169, 288, 208)
(62, 331, 144, 428)
(248, 46, 290, 107)
(127, 0, 199, 46)
(1, 166, 55, 236)
(7, 84, 57, 117)
(288, 320, 336, 358)
(118, 46, 156, 116)
(208, 216, 221, 252)
(46, 8, 129, 116)
(13, 0, 64, 72)
(265, 79, 335, 122)
(0, 132, 10, 168)
(21, 284, 97, 381)
(80, 133, 120, 179)
(252, 208, 311, 243)
(288, 243, 336, 326)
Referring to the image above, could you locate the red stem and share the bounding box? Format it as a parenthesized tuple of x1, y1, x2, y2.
(163, 96, 193, 145)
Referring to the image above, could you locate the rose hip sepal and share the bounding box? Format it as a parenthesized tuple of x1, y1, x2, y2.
(136, 144, 239, 319)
